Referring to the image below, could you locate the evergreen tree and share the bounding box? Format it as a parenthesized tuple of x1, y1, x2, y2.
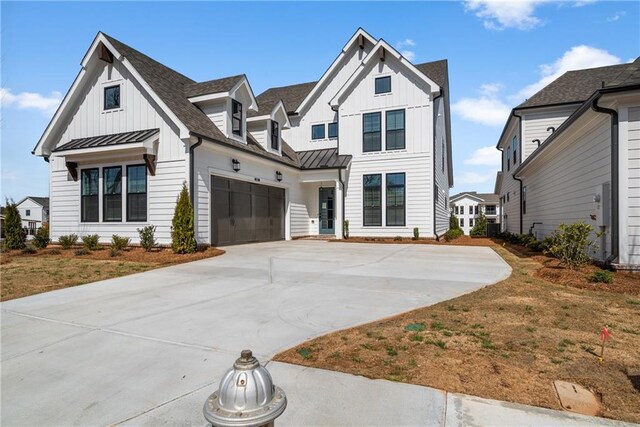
(471, 213, 488, 236)
(4, 200, 25, 249)
(449, 214, 461, 231)
(171, 183, 197, 253)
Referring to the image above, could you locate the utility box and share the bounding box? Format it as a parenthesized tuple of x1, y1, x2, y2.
(594, 182, 610, 228)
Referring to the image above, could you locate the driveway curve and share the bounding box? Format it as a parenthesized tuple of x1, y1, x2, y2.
(1, 240, 510, 426)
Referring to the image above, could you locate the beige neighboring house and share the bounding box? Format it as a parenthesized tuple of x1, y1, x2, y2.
(495, 58, 640, 270)
(16, 197, 49, 238)
(449, 192, 500, 235)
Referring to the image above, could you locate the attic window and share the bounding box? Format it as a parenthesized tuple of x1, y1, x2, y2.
(232, 100, 243, 137)
(271, 120, 279, 150)
(104, 85, 120, 110)
(375, 76, 391, 94)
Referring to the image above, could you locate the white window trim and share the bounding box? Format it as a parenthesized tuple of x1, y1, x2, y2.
(101, 79, 124, 114)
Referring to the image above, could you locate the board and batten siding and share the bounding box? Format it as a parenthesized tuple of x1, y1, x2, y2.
(48, 57, 188, 244)
(521, 105, 578, 161)
(624, 106, 640, 266)
(433, 95, 450, 235)
(499, 119, 521, 233)
(519, 112, 612, 260)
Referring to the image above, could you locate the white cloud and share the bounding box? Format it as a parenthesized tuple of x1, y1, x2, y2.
(513, 45, 621, 101)
(0, 88, 62, 115)
(464, 0, 547, 31)
(455, 171, 497, 186)
(452, 82, 511, 127)
(607, 11, 626, 22)
(396, 39, 416, 48)
(401, 50, 416, 61)
(396, 39, 416, 62)
(573, 0, 597, 7)
(464, 145, 501, 167)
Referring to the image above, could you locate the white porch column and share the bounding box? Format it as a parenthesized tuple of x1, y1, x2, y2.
(335, 179, 343, 239)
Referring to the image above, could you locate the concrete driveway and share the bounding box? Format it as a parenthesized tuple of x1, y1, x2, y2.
(1, 240, 510, 426)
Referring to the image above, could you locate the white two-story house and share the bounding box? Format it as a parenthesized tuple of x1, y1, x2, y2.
(32, 29, 453, 246)
(450, 192, 500, 235)
(496, 59, 640, 270)
(16, 196, 49, 238)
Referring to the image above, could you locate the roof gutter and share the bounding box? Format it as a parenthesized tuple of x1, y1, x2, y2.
(590, 96, 618, 268)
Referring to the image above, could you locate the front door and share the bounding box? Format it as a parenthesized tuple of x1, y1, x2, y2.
(319, 187, 335, 234)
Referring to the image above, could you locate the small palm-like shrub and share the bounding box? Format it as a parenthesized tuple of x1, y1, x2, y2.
(589, 269, 613, 284)
(82, 234, 100, 250)
(58, 234, 78, 249)
(111, 234, 130, 252)
(138, 225, 157, 252)
(545, 222, 598, 270)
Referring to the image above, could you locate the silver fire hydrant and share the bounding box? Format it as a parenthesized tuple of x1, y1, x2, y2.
(204, 350, 287, 427)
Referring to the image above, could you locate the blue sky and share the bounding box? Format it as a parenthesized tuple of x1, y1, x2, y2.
(1, 1, 638, 202)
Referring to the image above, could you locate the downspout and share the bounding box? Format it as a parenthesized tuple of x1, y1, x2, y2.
(512, 175, 524, 235)
(189, 136, 203, 213)
(591, 96, 618, 268)
(512, 110, 524, 235)
(433, 88, 444, 240)
(332, 104, 347, 239)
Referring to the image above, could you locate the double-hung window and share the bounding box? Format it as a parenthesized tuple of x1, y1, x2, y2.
(103, 166, 122, 222)
(232, 100, 243, 136)
(375, 76, 391, 94)
(328, 122, 338, 139)
(104, 85, 120, 110)
(312, 124, 325, 140)
(386, 173, 405, 226)
(271, 121, 280, 150)
(363, 112, 381, 152)
(363, 174, 382, 226)
(512, 136, 518, 164)
(455, 205, 459, 215)
(386, 109, 405, 150)
(81, 168, 99, 222)
(460, 218, 465, 227)
(507, 147, 511, 171)
(470, 219, 474, 227)
(127, 165, 147, 222)
(460, 206, 464, 215)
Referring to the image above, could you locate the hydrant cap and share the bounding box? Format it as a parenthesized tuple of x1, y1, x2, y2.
(204, 349, 287, 427)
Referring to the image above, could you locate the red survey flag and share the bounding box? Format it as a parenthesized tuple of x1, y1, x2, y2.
(600, 326, 612, 342)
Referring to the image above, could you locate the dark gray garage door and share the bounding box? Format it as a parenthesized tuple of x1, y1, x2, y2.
(211, 176, 285, 246)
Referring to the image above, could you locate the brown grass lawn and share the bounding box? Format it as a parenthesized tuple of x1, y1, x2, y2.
(275, 239, 640, 423)
(0, 246, 224, 301)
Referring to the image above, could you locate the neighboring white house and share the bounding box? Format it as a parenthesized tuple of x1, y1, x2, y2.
(32, 29, 453, 246)
(495, 59, 640, 270)
(16, 197, 49, 238)
(450, 192, 500, 235)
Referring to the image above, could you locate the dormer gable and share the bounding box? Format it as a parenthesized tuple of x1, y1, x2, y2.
(247, 100, 291, 155)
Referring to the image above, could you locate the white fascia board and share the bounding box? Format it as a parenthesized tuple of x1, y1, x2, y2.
(230, 76, 258, 111)
(246, 101, 291, 128)
(330, 39, 440, 108)
(188, 92, 229, 103)
(295, 28, 377, 114)
(450, 193, 484, 203)
(55, 141, 147, 158)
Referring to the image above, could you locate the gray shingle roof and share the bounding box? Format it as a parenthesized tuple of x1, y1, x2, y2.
(250, 81, 317, 117)
(450, 191, 498, 204)
(298, 148, 351, 170)
(184, 75, 244, 98)
(54, 129, 160, 152)
(415, 60, 448, 88)
(517, 59, 640, 109)
(29, 197, 50, 210)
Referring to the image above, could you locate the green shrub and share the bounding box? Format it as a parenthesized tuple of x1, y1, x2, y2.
(58, 234, 78, 249)
(82, 234, 100, 250)
(4, 200, 25, 249)
(470, 214, 488, 237)
(413, 227, 419, 240)
(527, 240, 544, 252)
(21, 244, 37, 254)
(171, 183, 197, 254)
(110, 234, 130, 252)
(343, 220, 349, 239)
(75, 248, 91, 256)
(137, 225, 157, 251)
(449, 214, 461, 231)
(545, 222, 598, 270)
(589, 269, 613, 284)
(109, 247, 121, 257)
(541, 236, 556, 252)
(443, 228, 463, 242)
(394, 235, 402, 241)
(33, 223, 50, 249)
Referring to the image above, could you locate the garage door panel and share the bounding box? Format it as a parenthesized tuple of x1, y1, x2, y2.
(232, 191, 253, 244)
(254, 193, 270, 242)
(212, 190, 232, 246)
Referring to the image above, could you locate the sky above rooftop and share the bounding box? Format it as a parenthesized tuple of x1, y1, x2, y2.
(1, 1, 639, 202)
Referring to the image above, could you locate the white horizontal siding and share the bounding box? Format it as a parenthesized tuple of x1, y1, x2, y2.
(519, 112, 611, 260)
(433, 96, 450, 235)
(626, 106, 640, 265)
(522, 105, 578, 161)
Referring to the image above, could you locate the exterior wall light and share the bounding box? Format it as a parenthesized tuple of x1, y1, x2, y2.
(276, 171, 283, 182)
(232, 158, 240, 172)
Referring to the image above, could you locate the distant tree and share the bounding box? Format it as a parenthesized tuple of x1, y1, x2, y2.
(471, 213, 488, 237)
(171, 183, 196, 254)
(449, 214, 461, 231)
(4, 199, 25, 249)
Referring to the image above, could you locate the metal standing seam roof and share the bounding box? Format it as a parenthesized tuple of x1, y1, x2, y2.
(297, 148, 352, 169)
(53, 129, 160, 152)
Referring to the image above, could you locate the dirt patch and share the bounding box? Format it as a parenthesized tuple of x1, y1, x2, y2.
(274, 242, 640, 423)
(0, 246, 224, 301)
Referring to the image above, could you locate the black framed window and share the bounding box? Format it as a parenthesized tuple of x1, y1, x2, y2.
(507, 147, 511, 171)
(127, 165, 147, 222)
(232, 99, 243, 136)
(375, 76, 391, 94)
(328, 122, 338, 139)
(271, 121, 279, 150)
(312, 124, 325, 140)
(470, 219, 474, 227)
(81, 168, 99, 222)
(460, 206, 464, 215)
(522, 186, 527, 215)
(103, 166, 122, 222)
(363, 174, 382, 226)
(460, 218, 465, 227)
(104, 85, 120, 110)
(512, 136, 518, 164)
(25, 209, 31, 217)
(455, 205, 459, 215)
(386, 173, 405, 226)
(386, 109, 405, 150)
(363, 112, 381, 152)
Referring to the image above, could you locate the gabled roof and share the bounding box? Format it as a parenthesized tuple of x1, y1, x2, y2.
(450, 192, 484, 203)
(17, 197, 50, 210)
(415, 60, 448, 88)
(494, 171, 503, 195)
(184, 75, 244, 98)
(54, 129, 159, 152)
(250, 81, 317, 117)
(517, 59, 639, 109)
